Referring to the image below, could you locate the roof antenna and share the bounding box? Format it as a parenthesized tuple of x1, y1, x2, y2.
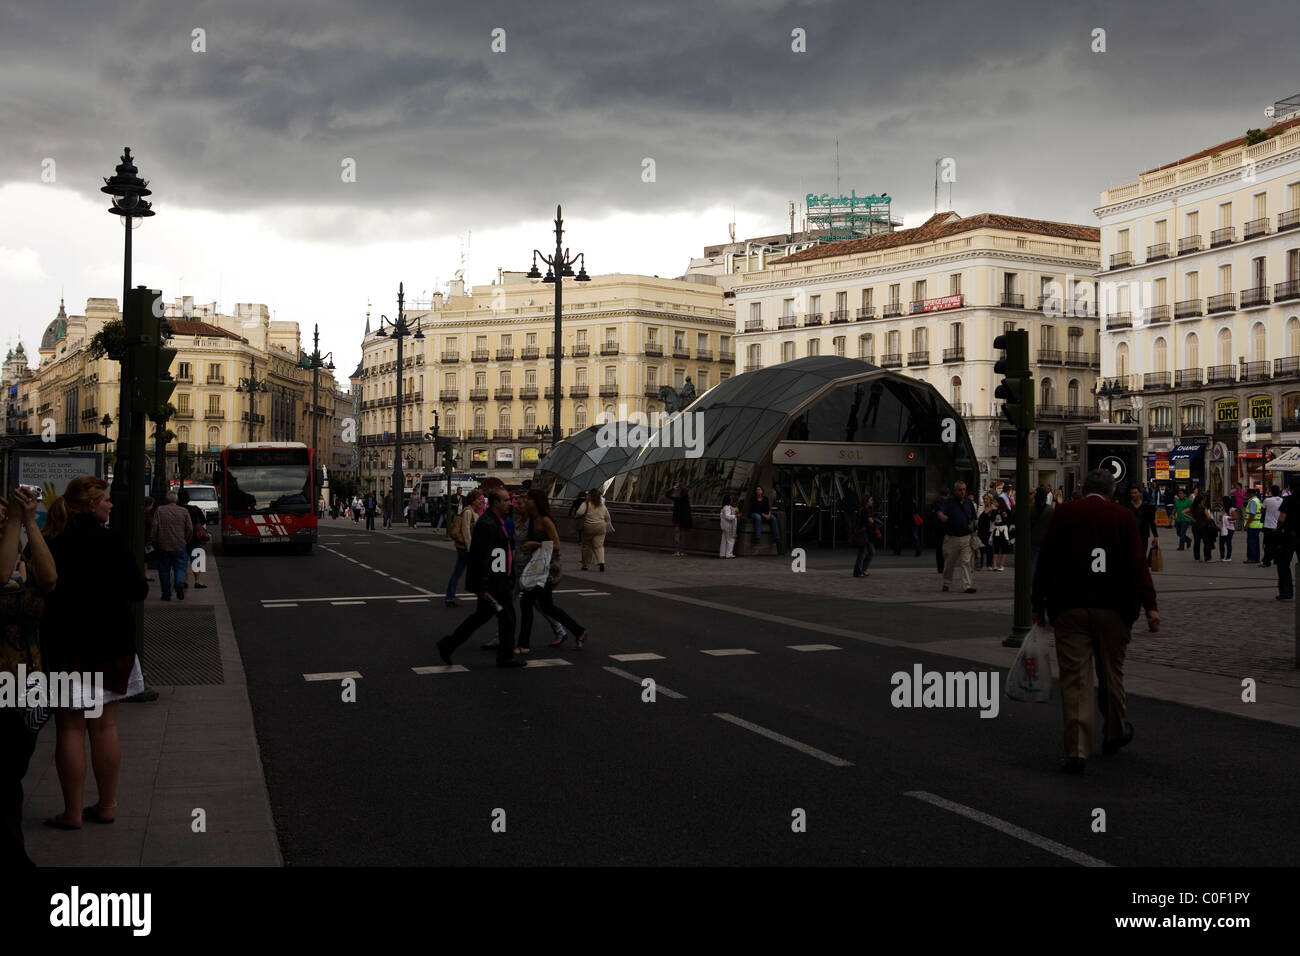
(835, 139, 840, 196)
(934, 159, 940, 216)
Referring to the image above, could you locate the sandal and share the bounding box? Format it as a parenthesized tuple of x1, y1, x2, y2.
(83, 805, 116, 824)
(44, 816, 81, 830)
(575, 630, 589, 650)
(548, 633, 569, 648)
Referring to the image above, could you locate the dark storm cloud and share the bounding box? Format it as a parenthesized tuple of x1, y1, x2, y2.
(2, 0, 1297, 235)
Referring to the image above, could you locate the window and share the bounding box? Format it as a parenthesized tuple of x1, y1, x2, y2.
(782, 341, 795, 362)
(747, 343, 761, 366)
(525, 369, 537, 388)
(604, 366, 617, 386)
(474, 371, 486, 388)
(575, 406, 586, 430)
(646, 367, 658, 388)
(1217, 328, 1232, 366)
(720, 334, 731, 354)
(177, 393, 190, 411)
(178, 426, 189, 444)
(697, 332, 708, 350)
(207, 394, 221, 412)
(475, 335, 487, 350)
(1117, 228, 1130, 252)
(949, 274, 962, 296)
(861, 288, 873, 309)
(1040, 378, 1054, 408)
(523, 406, 535, 428)
(445, 410, 456, 434)
(574, 367, 586, 387)
(499, 370, 512, 388)
(1116, 343, 1129, 378)
(888, 283, 900, 305)
(1181, 403, 1205, 428)
(207, 363, 221, 382)
(1252, 256, 1267, 288)
(1067, 379, 1080, 407)
(1253, 192, 1267, 221)
(674, 330, 685, 349)
(697, 370, 708, 390)
(177, 362, 191, 380)
(912, 327, 927, 351)
(1149, 406, 1173, 429)
(604, 328, 617, 347)
(832, 336, 846, 357)
(887, 330, 901, 354)
(473, 408, 486, 430)
(950, 376, 962, 407)
(835, 291, 847, 315)
(1154, 219, 1168, 244)
(1003, 320, 1016, 334)
(749, 303, 761, 323)
(575, 329, 587, 346)
(1153, 277, 1167, 305)
(807, 339, 820, 357)
(1290, 183, 1300, 211)
(782, 298, 795, 317)
(501, 333, 513, 349)
(674, 368, 685, 388)
(1290, 249, 1300, 281)
(1289, 318, 1300, 356)
(526, 332, 537, 347)
(207, 426, 219, 448)
(1186, 271, 1199, 299)
(1153, 337, 1167, 373)
(499, 406, 511, 427)
(1040, 325, 1055, 350)
(1219, 264, 1232, 293)
(1185, 210, 1199, 237)
(1219, 201, 1232, 228)
(647, 327, 659, 344)
(1252, 322, 1267, 362)
(858, 333, 873, 359)
(950, 323, 963, 348)
(809, 295, 821, 315)
(912, 279, 927, 302)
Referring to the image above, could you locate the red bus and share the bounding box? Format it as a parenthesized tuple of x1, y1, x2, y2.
(213, 442, 318, 553)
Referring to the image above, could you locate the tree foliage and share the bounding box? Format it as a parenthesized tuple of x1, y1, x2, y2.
(87, 319, 126, 360)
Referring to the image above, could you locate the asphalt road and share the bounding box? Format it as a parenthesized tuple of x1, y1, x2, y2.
(218, 521, 1300, 866)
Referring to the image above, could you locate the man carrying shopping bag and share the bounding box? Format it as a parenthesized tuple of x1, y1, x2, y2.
(1031, 468, 1159, 776)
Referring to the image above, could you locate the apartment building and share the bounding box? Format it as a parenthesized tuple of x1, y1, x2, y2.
(1096, 111, 1300, 489)
(732, 211, 1101, 489)
(356, 273, 735, 489)
(3, 342, 37, 437)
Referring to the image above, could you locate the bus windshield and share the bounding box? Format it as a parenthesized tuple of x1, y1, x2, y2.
(224, 450, 312, 516)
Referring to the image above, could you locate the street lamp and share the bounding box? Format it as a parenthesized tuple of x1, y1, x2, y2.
(236, 357, 270, 441)
(533, 425, 552, 458)
(526, 205, 590, 445)
(101, 413, 113, 440)
(424, 409, 454, 516)
(302, 323, 335, 470)
(1093, 379, 1123, 422)
(375, 282, 424, 515)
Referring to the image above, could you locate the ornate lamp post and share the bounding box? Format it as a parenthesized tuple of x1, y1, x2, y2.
(302, 323, 335, 469)
(375, 283, 424, 514)
(526, 206, 590, 445)
(101, 413, 113, 440)
(236, 357, 270, 441)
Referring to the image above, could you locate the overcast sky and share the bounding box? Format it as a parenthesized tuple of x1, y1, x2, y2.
(2, 0, 1296, 376)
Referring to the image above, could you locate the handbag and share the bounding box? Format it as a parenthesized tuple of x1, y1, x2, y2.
(1148, 541, 1163, 572)
(1005, 623, 1054, 703)
(520, 541, 553, 590)
(912, 512, 923, 527)
(193, 523, 211, 545)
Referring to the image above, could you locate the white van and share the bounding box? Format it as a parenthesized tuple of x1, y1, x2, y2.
(180, 483, 221, 524)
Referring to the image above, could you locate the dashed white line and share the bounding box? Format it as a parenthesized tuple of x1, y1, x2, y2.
(397, 598, 430, 604)
(603, 666, 685, 698)
(701, 648, 757, 656)
(713, 713, 853, 767)
(266, 603, 298, 609)
(788, 644, 842, 652)
(357, 563, 373, 569)
(331, 600, 366, 606)
(610, 652, 666, 662)
(520, 658, 572, 668)
(904, 791, 1112, 867)
(303, 671, 362, 681)
(411, 664, 468, 675)
(577, 591, 611, 597)
(391, 578, 412, 586)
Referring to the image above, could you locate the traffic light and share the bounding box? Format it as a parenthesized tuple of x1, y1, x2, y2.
(442, 446, 457, 472)
(993, 329, 1034, 431)
(125, 286, 177, 418)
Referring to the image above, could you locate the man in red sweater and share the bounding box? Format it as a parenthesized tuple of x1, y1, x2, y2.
(1031, 469, 1160, 775)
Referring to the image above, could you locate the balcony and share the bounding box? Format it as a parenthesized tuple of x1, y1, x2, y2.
(644, 343, 663, 356)
(544, 386, 557, 398)
(572, 345, 590, 358)
(1107, 312, 1133, 330)
(468, 430, 488, 441)
(1275, 279, 1300, 303)
(204, 409, 224, 420)
(471, 350, 490, 362)
(600, 344, 619, 356)
(1206, 364, 1235, 385)
(744, 364, 762, 373)
(206, 376, 224, 385)
(1240, 360, 1271, 383)
(1174, 368, 1202, 388)
(441, 352, 461, 363)
(883, 302, 903, 319)
(494, 389, 514, 401)
(547, 347, 565, 358)
(1064, 351, 1090, 367)
(830, 309, 851, 324)
(1279, 209, 1300, 233)
(778, 316, 797, 330)
(803, 313, 824, 327)
(1065, 405, 1099, 420)
(907, 350, 930, 366)
(175, 373, 193, 383)
(1275, 356, 1300, 379)
(1180, 423, 1205, 437)
(719, 350, 734, 363)
(1037, 348, 1062, 364)
(744, 320, 764, 333)
(1000, 293, 1025, 308)
(239, 412, 265, 425)
(519, 387, 539, 400)
(856, 306, 876, 321)
(1244, 217, 1270, 240)
(1038, 295, 1062, 314)
(1178, 235, 1203, 255)
(568, 387, 588, 398)
(495, 348, 514, 361)
(1207, 293, 1236, 314)
(1143, 305, 1171, 325)
(1148, 426, 1175, 438)
(1174, 299, 1202, 319)
(521, 347, 540, 360)
(80, 407, 99, 420)
(175, 408, 194, 419)
(672, 347, 690, 359)
(1146, 242, 1170, 261)
(1241, 286, 1270, 309)
(1109, 251, 1134, 269)
(644, 386, 660, 397)
(696, 349, 712, 361)
(1070, 301, 1097, 318)
(468, 388, 489, 401)
(493, 428, 514, 440)
(858, 354, 875, 365)
(942, 347, 965, 363)
(440, 389, 459, 401)
(1210, 226, 1236, 247)
(1098, 375, 1133, 392)
(1143, 372, 1171, 390)
(880, 353, 903, 368)
(599, 385, 619, 397)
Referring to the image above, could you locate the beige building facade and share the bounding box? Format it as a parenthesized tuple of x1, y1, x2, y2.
(732, 212, 1102, 490)
(1096, 114, 1300, 490)
(356, 273, 735, 490)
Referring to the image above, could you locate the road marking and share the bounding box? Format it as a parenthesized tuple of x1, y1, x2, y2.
(358, 563, 373, 569)
(373, 571, 390, 577)
(577, 591, 611, 597)
(398, 598, 430, 604)
(521, 658, 573, 668)
(603, 666, 685, 698)
(331, 600, 366, 606)
(391, 578, 412, 586)
(642, 589, 896, 646)
(303, 671, 362, 681)
(789, 643, 842, 652)
(713, 713, 853, 767)
(701, 648, 757, 656)
(904, 791, 1111, 867)
(412, 664, 468, 675)
(266, 603, 298, 609)
(610, 652, 665, 662)
(259, 593, 438, 606)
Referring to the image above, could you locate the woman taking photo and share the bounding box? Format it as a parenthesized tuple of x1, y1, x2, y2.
(576, 488, 610, 571)
(41, 475, 148, 829)
(517, 490, 588, 651)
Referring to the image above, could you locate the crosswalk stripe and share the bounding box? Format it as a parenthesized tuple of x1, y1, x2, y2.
(411, 665, 468, 675)
(788, 644, 842, 652)
(701, 648, 757, 656)
(331, 600, 366, 606)
(303, 671, 362, 681)
(610, 653, 665, 662)
(520, 658, 572, 668)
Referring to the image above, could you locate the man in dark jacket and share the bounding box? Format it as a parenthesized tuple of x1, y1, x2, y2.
(437, 489, 524, 668)
(364, 493, 377, 531)
(1032, 468, 1159, 775)
(1125, 484, 1159, 556)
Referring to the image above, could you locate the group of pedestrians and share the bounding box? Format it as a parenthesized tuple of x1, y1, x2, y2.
(2, 477, 149, 866)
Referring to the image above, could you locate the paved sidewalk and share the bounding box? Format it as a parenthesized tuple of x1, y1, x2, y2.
(362, 517, 1300, 725)
(21, 550, 281, 866)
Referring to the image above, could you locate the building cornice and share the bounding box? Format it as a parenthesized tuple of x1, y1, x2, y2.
(1095, 147, 1300, 218)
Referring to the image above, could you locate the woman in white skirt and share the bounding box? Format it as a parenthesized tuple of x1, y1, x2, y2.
(719, 494, 738, 558)
(40, 476, 149, 829)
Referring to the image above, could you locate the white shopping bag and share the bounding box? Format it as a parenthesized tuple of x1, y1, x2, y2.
(519, 540, 554, 590)
(1005, 623, 1054, 702)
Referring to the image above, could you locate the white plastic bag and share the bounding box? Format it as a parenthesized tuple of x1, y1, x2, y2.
(1005, 623, 1053, 702)
(519, 540, 553, 590)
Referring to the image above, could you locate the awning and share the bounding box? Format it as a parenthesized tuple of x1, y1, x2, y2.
(1170, 444, 1206, 463)
(1266, 447, 1300, 470)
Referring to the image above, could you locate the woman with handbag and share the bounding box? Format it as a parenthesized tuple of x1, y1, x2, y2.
(851, 494, 877, 577)
(178, 489, 209, 590)
(517, 490, 588, 651)
(576, 489, 610, 571)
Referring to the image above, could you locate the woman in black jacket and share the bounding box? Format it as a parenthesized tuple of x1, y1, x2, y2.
(41, 476, 148, 829)
(666, 485, 693, 556)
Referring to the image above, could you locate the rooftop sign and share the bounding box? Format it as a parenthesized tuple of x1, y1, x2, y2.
(806, 190, 890, 208)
